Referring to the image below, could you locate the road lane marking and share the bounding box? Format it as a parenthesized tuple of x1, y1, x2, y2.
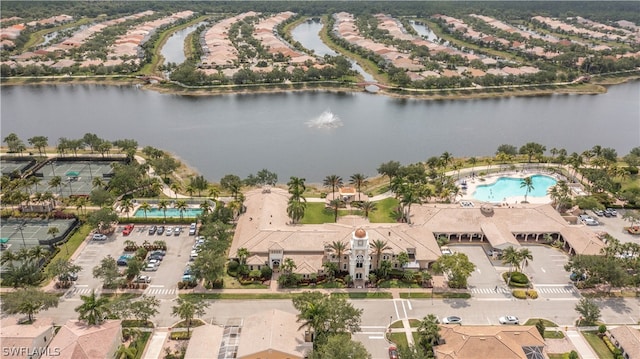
(540, 267, 546, 273)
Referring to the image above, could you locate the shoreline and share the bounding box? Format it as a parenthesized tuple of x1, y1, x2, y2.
(1, 74, 638, 100)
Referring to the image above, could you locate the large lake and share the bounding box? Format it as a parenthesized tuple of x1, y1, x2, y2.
(1, 82, 638, 183)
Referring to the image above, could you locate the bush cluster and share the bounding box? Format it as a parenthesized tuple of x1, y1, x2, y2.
(526, 290, 538, 299)
(602, 336, 623, 357)
(169, 331, 191, 340)
(512, 289, 527, 299)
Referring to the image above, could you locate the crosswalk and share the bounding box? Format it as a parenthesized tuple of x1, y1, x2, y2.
(145, 286, 177, 296)
(470, 285, 577, 295)
(470, 287, 511, 294)
(67, 285, 94, 296)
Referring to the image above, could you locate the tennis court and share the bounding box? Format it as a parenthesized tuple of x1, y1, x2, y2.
(0, 218, 76, 251)
(0, 159, 35, 177)
(32, 160, 116, 197)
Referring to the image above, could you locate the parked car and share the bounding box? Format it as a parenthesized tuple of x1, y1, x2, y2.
(605, 208, 617, 217)
(592, 209, 604, 217)
(149, 250, 166, 257)
(499, 316, 519, 325)
(58, 272, 78, 281)
(182, 274, 194, 282)
(388, 346, 399, 359)
(189, 223, 197, 236)
(174, 227, 181, 236)
(143, 263, 158, 272)
(165, 227, 173, 236)
(117, 254, 133, 266)
(148, 226, 157, 235)
(579, 215, 599, 226)
(148, 253, 164, 262)
(122, 224, 134, 236)
(135, 275, 151, 283)
(183, 267, 192, 276)
(441, 247, 452, 255)
(442, 316, 462, 324)
(487, 249, 502, 258)
(156, 226, 165, 235)
(570, 272, 587, 282)
(92, 233, 107, 241)
(189, 250, 198, 261)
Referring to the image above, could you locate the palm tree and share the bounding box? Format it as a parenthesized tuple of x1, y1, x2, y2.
(150, 179, 163, 198)
(170, 183, 181, 199)
(467, 157, 477, 174)
(349, 173, 367, 201)
(328, 241, 347, 273)
(370, 239, 391, 270)
(139, 202, 151, 219)
(92, 177, 105, 189)
(1, 250, 17, 265)
(48, 176, 63, 198)
(120, 198, 134, 219)
(208, 187, 220, 201)
(236, 248, 249, 265)
(199, 200, 212, 215)
(520, 176, 535, 203)
(287, 177, 306, 202)
(502, 246, 521, 274)
(281, 258, 297, 274)
(185, 185, 195, 198)
(75, 196, 88, 216)
(323, 175, 343, 201)
(157, 200, 168, 220)
(75, 290, 110, 325)
(519, 248, 533, 270)
(171, 298, 209, 336)
(399, 183, 422, 224)
(175, 200, 188, 219)
(359, 201, 377, 219)
(28, 246, 50, 264)
(328, 198, 342, 222)
(417, 314, 441, 353)
(287, 200, 306, 224)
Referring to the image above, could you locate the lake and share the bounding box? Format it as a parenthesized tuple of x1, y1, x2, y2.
(1, 82, 638, 183)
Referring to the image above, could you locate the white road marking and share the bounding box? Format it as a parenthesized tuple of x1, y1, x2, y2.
(401, 300, 408, 319)
(368, 336, 385, 339)
(540, 267, 546, 273)
(477, 268, 481, 274)
(407, 300, 412, 311)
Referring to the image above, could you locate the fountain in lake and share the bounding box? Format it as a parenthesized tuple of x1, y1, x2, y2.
(306, 109, 343, 129)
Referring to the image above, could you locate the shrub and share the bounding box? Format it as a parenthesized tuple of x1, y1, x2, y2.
(526, 290, 538, 299)
(260, 266, 272, 279)
(227, 260, 239, 271)
(512, 289, 527, 299)
(169, 331, 191, 340)
(598, 324, 607, 335)
(510, 272, 529, 284)
(177, 281, 185, 290)
(602, 336, 619, 354)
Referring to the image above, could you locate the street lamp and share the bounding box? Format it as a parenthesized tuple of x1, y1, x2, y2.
(15, 221, 27, 248)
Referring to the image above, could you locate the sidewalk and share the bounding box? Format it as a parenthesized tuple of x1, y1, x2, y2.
(565, 329, 598, 359)
(142, 328, 168, 359)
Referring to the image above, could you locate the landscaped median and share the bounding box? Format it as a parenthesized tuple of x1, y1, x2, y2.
(179, 291, 395, 300)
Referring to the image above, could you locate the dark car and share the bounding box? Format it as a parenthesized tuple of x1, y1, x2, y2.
(148, 225, 157, 235)
(605, 208, 617, 217)
(156, 226, 165, 235)
(388, 346, 399, 359)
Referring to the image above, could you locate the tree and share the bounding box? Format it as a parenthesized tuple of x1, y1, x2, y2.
(171, 297, 209, 335)
(309, 334, 371, 359)
(287, 199, 306, 224)
(189, 175, 208, 197)
(519, 248, 533, 270)
(92, 255, 119, 288)
(519, 142, 547, 163)
(129, 295, 160, 323)
(170, 182, 181, 198)
(535, 319, 545, 337)
(359, 201, 377, 219)
(47, 258, 81, 283)
(220, 174, 242, 200)
(349, 173, 367, 201)
(431, 252, 476, 289)
(1, 287, 59, 322)
(328, 241, 347, 273)
(328, 198, 342, 222)
(323, 174, 343, 201)
(377, 161, 401, 187)
(87, 208, 118, 233)
(520, 176, 535, 202)
(27, 136, 48, 156)
(397, 251, 410, 272)
(125, 257, 143, 279)
(236, 247, 249, 265)
(48, 175, 63, 198)
(292, 291, 363, 347)
(370, 239, 391, 270)
(281, 258, 297, 274)
(120, 198, 134, 219)
(287, 176, 307, 202)
(417, 314, 441, 355)
(157, 199, 169, 220)
(575, 298, 601, 326)
(502, 246, 521, 274)
(191, 249, 226, 288)
(75, 290, 110, 325)
(496, 144, 518, 156)
(176, 200, 188, 219)
(199, 200, 212, 214)
(139, 202, 151, 219)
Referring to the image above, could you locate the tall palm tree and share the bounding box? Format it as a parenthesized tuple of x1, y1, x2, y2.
(236, 248, 249, 265)
(92, 177, 105, 189)
(519, 248, 533, 270)
(170, 183, 181, 199)
(208, 187, 220, 201)
(28, 246, 49, 263)
(281, 258, 297, 274)
(323, 175, 343, 201)
(502, 246, 521, 273)
(150, 179, 163, 199)
(328, 198, 342, 223)
(467, 157, 477, 174)
(370, 239, 391, 270)
(417, 314, 441, 353)
(75, 196, 88, 216)
(359, 201, 377, 219)
(75, 290, 110, 325)
(157, 200, 168, 220)
(287, 200, 306, 224)
(349, 173, 367, 201)
(48, 176, 63, 198)
(1, 250, 17, 265)
(175, 200, 188, 219)
(199, 200, 212, 215)
(287, 177, 306, 202)
(139, 202, 151, 219)
(120, 198, 134, 219)
(520, 176, 535, 203)
(328, 241, 347, 273)
(185, 185, 195, 198)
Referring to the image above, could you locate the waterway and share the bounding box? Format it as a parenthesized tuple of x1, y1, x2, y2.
(291, 19, 375, 82)
(160, 23, 203, 65)
(1, 82, 638, 183)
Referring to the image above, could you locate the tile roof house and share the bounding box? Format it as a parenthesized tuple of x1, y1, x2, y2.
(607, 326, 640, 359)
(40, 320, 122, 359)
(435, 325, 547, 359)
(0, 317, 56, 359)
(236, 309, 313, 358)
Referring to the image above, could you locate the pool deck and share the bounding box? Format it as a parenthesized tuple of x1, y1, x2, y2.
(458, 171, 561, 205)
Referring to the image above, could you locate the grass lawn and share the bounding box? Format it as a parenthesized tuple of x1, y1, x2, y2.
(548, 354, 571, 359)
(387, 332, 408, 348)
(48, 224, 91, 265)
(180, 293, 295, 300)
(132, 331, 151, 359)
(331, 292, 393, 299)
(368, 197, 399, 223)
(408, 319, 420, 328)
(222, 274, 269, 289)
(524, 318, 559, 327)
(102, 293, 142, 300)
(390, 320, 405, 329)
(378, 279, 421, 288)
(301, 203, 335, 224)
(544, 330, 565, 339)
(582, 331, 614, 359)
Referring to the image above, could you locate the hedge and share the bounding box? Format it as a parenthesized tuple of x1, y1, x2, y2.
(169, 331, 191, 340)
(512, 289, 527, 299)
(118, 217, 195, 225)
(526, 290, 538, 299)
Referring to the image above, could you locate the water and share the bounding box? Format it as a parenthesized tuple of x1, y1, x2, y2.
(473, 175, 557, 202)
(1, 82, 638, 183)
(133, 207, 203, 218)
(291, 19, 375, 82)
(305, 109, 343, 129)
(160, 23, 203, 65)
(410, 21, 439, 42)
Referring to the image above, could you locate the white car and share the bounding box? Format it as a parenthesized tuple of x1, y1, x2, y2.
(165, 227, 173, 236)
(143, 263, 158, 272)
(92, 234, 107, 241)
(441, 316, 462, 324)
(135, 275, 151, 283)
(499, 316, 519, 325)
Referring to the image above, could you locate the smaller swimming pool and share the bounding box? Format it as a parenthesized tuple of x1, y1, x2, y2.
(133, 207, 203, 218)
(473, 175, 556, 202)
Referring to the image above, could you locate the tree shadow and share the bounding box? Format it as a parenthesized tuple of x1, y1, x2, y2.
(596, 297, 634, 315)
(443, 298, 471, 308)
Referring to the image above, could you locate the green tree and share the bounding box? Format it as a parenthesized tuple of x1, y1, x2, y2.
(157, 199, 169, 220)
(377, 160, 401, 187)
(328, 241, 347, 273)
(397, 251, 410, 272)
(139, 202, 151, 219)
(328, 198, 342, 223)
(575, 298, 601, 326)
(27, 136, 48, 156)
(87, 208, 118, 233)
(189, 175, 208, 197)
(323, 174, 343, 201)
(92, 255, 119, 288)
(47, 258, 81, 283)
(120, 198, 134, 219)
(1, 287, 59, 322)
(125, 257, 143, 279)
(48, 175, 63, 198)
(236, 247, 249, 265)
(191, 249, 226, 288)
(309, 334, 371, 359)
(287, 199, 306, 224)
(417, 314, 441, 355)
(431, 252, 476, 289)
(502, 246, 522, 274)
(519, 142, 547, 163)
(520, 176, 535, 203)
(349, 173, 367, 201)
(359, 201, 377, 219)
(129, 295, 160, 323)
(176, 200, 188, 219)
(370, 239, 391, 270)
(171, 297, 209, 335)
(220, 174, 242, 200)
(75, 290, 110, 325)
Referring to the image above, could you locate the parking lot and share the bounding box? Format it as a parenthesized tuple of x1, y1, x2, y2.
(584, 208, 639, 245)
(68, 222, 197, 299)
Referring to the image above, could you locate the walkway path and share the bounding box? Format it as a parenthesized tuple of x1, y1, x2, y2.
(565, 329, 598, 359)
(142, 328, 169, 359)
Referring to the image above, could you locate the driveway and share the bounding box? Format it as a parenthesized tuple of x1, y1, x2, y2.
(449, 244, 509, 297)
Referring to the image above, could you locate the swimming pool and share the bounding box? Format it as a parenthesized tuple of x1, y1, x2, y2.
(473, 175, 557, 202)
(133, 207, 203, 218)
